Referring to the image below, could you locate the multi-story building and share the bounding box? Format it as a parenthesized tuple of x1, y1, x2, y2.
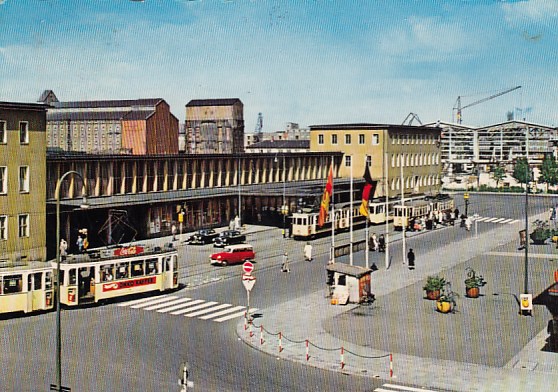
(0, 101, 48, 263)
(185, 98, 244, 154)
(41, 90, 179, 155)
(309, 123, 443, 199)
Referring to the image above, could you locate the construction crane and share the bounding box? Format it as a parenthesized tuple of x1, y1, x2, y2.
(453, 85, 522, 124)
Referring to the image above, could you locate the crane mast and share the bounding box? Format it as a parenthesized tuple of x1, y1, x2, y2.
(453, 86, 522, 124)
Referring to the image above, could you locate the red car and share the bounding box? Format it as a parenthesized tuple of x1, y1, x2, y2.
(210, 244, 255, 266)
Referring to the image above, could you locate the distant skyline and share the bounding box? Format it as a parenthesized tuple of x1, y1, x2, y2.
(1, 0, 557, 131)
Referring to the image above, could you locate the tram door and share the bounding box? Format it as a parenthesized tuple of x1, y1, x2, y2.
(27, 272, 42, 312)
(78, 267, 94, 302)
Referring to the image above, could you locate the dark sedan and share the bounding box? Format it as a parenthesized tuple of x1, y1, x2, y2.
(212, 230, 246, 247)
(186, 229, 219, 245)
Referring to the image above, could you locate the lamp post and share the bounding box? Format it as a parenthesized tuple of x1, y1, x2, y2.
(54, 170, 88, 392)
(464, 192, 469, 216)
(282, 155, 287, 238)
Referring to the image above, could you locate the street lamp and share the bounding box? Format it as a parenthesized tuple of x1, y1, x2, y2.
(54, 170, 88, 392)
(464, 192, 469, 216)
(275, 154, 287, 238)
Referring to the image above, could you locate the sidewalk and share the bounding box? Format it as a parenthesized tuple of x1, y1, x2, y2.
(236, 213, 557, 391)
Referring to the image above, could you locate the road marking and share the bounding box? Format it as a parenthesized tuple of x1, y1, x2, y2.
(475, 216, 489, 222)
(184, 303, 232, 318)
(130, 296, 178, 309)
(484, 217, 498, 222)
(487, 251, 557, 259)
(500, 218, 514, 224)
(491, 217, 506, 223)
(199, 305, 245, 320)
(117, 294, 172, 307)
(143, 297, 191, 311)
(163, 299, 206, 314)
(170, 301, 218, 315)
(508, 219, 520, 224)
(214, 308, 258, 322)
(375, 383, 440, 392)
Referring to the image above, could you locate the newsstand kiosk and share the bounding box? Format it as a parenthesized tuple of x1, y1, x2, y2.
(326, 263, 373, 305)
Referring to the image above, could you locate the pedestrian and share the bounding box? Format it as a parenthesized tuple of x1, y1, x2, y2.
(371, 233, 379, 251)
(59, 239, 68, 259)
(454, 208, 460, 221)
(281, 252, 290, 273)
(407, 248, 415, 270)
(378, 234, 385, 252)
(76, 234, 84, 253)
(465, 216, 472, 231)
(171, 223, 177, 241)
(304, 242, 313, 261)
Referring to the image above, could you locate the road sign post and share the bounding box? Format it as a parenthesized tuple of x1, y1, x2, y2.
(242, 272, 256, 322)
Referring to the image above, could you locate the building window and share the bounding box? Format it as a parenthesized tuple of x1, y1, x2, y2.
(366, 155, 372, 167)
(359, 134, 365, 145)
(345, 155, 352, 167)
(345, 134, 351, 145)
(19, 166, 29, 193)
(0, 120, 6, 144)
(18, 214, 29, 238)
(0, 166, 6, 194)
(372, 134, 379, 145)
(0, 215, 7, 240)
(331, 134, 338, 145)
(318, 134, 324, 145)
(19, 122, 29, 144)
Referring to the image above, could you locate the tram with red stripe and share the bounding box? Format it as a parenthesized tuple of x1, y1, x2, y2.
(52, 242, 178, 306)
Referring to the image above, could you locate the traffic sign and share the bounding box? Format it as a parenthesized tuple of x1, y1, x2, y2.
(242, 261, 254, 274)
(242, 274, 256, 291)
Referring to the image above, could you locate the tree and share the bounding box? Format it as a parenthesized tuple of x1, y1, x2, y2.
(492, 165, 506, 188)
(539, 154, 558, 192)
(512, 157, 532, 186)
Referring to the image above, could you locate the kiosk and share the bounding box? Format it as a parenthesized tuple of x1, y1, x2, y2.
(326, 263, 373, 305)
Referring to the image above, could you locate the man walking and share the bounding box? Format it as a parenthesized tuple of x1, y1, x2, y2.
(281, 252, 290, 273)
(304, 242, 313, 262)
(407, 248, 415, 270)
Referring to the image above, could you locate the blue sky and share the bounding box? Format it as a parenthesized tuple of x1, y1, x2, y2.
(1, 0, 557, 131)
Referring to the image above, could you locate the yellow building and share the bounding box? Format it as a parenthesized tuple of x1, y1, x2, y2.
(309, 124, 443, 199)
(0, 102, 47, 263)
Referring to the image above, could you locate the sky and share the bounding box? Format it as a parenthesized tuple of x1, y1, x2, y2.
(1, 0, 558, 131)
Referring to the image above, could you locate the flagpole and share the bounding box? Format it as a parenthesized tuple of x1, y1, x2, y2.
(384, 152, 390, 270)
(401, 159, 406, 265)
(365, 156, 369, 269)
(350, 158, 353, 266)
(331, 156, 335, 264)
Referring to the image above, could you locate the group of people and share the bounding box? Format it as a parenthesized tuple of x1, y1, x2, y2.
(409, 208, 459, 232)
(370, 233, 386, 252)
(281, 242, 314, 273)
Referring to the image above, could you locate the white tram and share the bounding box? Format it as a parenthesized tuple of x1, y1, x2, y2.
(291, 202, 365, 240)
(0, 262, 54, 315)
(393, 195, 455, 230)
(53, 243, 178, 306)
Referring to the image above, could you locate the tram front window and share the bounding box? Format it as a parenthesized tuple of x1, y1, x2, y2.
(45, 272, 52, 290)
(69, 269, 77, 285)
(3, 275, 22, 294)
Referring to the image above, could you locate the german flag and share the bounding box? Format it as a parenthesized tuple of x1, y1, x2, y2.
(318, 166, 333, 227)
(360, 165, 378, 217)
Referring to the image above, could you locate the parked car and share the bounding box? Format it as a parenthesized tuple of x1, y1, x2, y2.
(213, 230, 246, 247)
(210, 244, 255, 266)
(186, 229, 219, 245)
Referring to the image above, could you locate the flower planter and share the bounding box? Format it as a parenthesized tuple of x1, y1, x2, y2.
(466, 287, 480, 298)
(436, 301, 452, 313)
(426, 289, 440, 300)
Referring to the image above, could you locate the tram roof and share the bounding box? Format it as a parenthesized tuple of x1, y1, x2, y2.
(0, 261, 52, 272)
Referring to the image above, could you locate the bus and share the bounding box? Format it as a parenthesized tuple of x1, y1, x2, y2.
(53, 242, 178, 306)
(0, 262, 54, 315)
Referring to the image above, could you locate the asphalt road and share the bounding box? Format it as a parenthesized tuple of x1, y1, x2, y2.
(0, 192, 555, 391)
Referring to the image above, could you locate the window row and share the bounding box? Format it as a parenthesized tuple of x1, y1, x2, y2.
(392, 133, 436, 145)
(0, 120, 28, 144)
(390, 153, 440, 167)
(0, 214, 30, 240)
(317, 133, 379, 146)
(390, 175, 441, 191)
(0, 166, 30, 194)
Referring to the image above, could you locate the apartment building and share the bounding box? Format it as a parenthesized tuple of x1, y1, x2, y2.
(309, 123, 443, 199)
(0, 101, 48, 263)
(41, 91, 179, 155)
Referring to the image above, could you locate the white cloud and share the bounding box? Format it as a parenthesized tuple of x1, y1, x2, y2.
(502, 0, 558, 22)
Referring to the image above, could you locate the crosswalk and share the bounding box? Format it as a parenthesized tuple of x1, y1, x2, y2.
(472, 216, 519, 225)
(117, 294, 257, 323)
(374, 383, 440, 392)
